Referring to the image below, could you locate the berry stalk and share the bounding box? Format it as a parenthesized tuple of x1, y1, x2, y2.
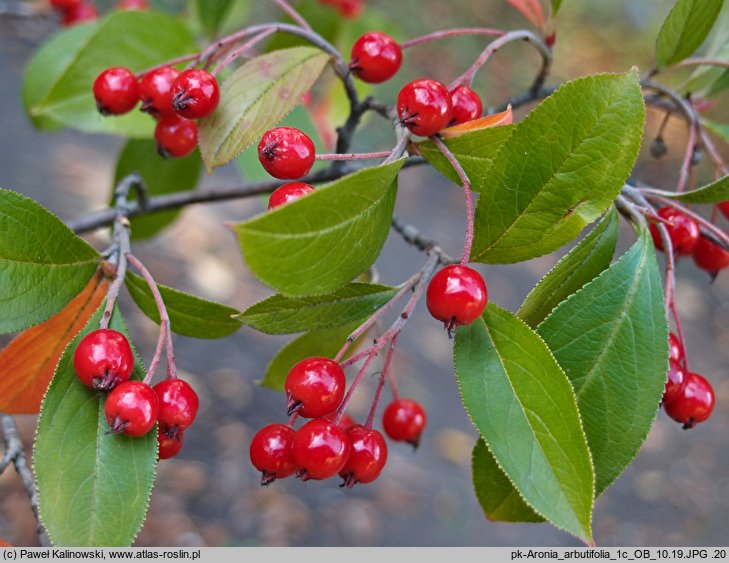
(399, 27, 505, 50)
(364, 332, 399, 429)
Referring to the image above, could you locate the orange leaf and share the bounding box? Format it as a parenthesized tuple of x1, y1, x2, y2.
(506, 0, 546, 30)
(0, 272, 108, 414)
(439, 105, 513, 138)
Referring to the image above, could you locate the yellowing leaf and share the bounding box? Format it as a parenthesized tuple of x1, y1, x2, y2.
(0, 273, 108, 414)
(439, 106, 513, 139)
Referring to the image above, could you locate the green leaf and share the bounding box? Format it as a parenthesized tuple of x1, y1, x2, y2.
(661, 173, 729, 203)
(262, 322, 359, 391)
(239, 283, 397, 335)
(472, 439, 543, 523)
(655, 0, 725, 67)
(417, 126, 514, 191)
(195, 0, 238, 37)
(552, 0, 563, 15)
(703, 119, 729, 144)
(233, 159, 404, 297)
(114, 140, 201, 240)
(34, 306, 157, 546)
(198, 47, 330, 172)
(518, 206, 619, 328)
(683, 3, 729, 94)
(0, 189, 99, 334)
(470, 71, 644, 264)
(454, 305, 594, 543)
(537, 230, 668, 495)
(125, 272, 242, 339)
(22, 11, 197, 136)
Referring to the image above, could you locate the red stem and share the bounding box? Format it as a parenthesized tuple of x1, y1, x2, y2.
(315, 151, 392, 161)
(274, 0, 312, 30)
(135, 53, 199, 78)
(365, 333, 399, 429)
(399, 27, 505, 50)
(334, 352, 378, 426)
(212, 29, 276, 76)
(670, 301, 689, 371)
(676, 122, 697, 193)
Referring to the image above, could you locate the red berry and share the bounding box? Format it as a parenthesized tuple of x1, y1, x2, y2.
(382, 398, 426, 447)
(74, 329, 134, 392)
(155, 115, 198, 159)
(93, 67, 139, 116)
(449, 85, 483, 125)
(663, 372, 715, 429)
(292, 418, 351, 481)
(649, 207, 700, 255)
(668, 332, 684, 364)
(104, 381, 159, 437)
(397, 79, 453, 137)
(117, 0, 148, 9)
(50, 0, 82, 9)
(692, 235, 729, 276)
(319, 0, 363, 18)
(426, 264, 488, 332)
(171, 69, 220, 119)
(153, 379, 199, 438)
(61, 1, 98, 25)
(285, 357, 346, 418)
(718, 201, 729, 221)
(139, 66, 179, 117)
(158, 428, 184, 460)
(249, 423, 297, 485)
(663, 359, 685, 404)
(349, 32, 402, 84)
(338, 425, 387, 487)
(258, 127, 316, 180)
(267, 182, 316, 210)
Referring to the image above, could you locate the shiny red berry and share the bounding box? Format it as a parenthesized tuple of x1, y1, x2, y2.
(292, 418, 351, 481)
(258, 127, 316, 180)
(117, 0, 148, 9)
(663, 372, 715, 429)
(649, 207, 700, 255)
(663, 359, 686, 404)
(171, 69, 220, 119)
(449, 85, 483, 125)
(668, 332, 684, 364)
(50, 0, 82, 9)
(155, 115, 198, 159)
(267, 182, 316, 210)
(426, 264, 488, 332)
(61, 1, 98, 25)
(349, 32, 402, 84)
(74, 329, 134, 392)
(249, 423, 297, 485)
(285, 357, 346, 418)
(397, 78, 453, 137)
(338, 425, 387, 487)
(93, 67, 139, 116)
(139, 66, 179, 117)
(104, 381, 159, 437)
(382, 398, 426, 447)
(158, 428, 184, 460)
(692, 235, 729, 277)
(153, 379, 199, 438)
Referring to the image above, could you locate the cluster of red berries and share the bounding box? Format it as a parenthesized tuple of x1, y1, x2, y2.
(73, 328, 199, 459)
(93, 66, 220, 159)
(249, 357, 427, 487)
(50, 0, 148, 26)
(661, 332, 715, 429)
(649, 206, 729, 277)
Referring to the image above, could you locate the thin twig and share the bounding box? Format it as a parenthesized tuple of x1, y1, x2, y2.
(399, 27, 505, 49)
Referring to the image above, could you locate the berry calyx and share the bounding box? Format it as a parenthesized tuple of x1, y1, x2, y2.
(662, 372, 715, 429)
(349, 32, 402, 84)
(257, 127, 316, 180)
(449, 85, 483, 125)
(74, 329, 134, 392)
(93, 67, 139, 116)
(267, 182, 316, 210)
(249, 423, 297, 485)
(104, 381, 159, 437)
(338, 425, 388, 487)
(61, 2, 98, 25)
(382, 398, 427, 447)
(426, 264, 488, 332)
(292, 418, 351, 481)
(663, 359, 685, 404)
(396, 78, 453, 137)
(139, 66, 179, 117)
(153, 379, 199, 439)
(691, 235, 729, 277)
(155, 115, 198, 159)
(668, 332, 684, 364)
(284, 357, 346, 418)
(649, 207, 700, 255)
(171, 69, 220, 119)
(158, 428, 184, 460)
